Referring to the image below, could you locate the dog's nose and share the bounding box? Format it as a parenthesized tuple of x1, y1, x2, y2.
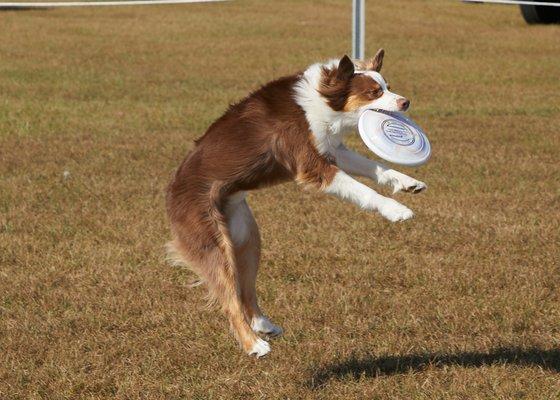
(397, 98, 410, 111)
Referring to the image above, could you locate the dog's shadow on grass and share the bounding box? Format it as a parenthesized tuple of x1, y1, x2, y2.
(309, 347, 560, 388)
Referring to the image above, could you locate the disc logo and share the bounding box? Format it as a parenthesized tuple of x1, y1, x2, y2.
(381, 119, 415, 146)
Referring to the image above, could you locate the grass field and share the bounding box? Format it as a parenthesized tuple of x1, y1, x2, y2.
(1, 0, 560, 398)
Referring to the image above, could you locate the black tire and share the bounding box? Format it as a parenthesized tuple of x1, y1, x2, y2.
(520, 3, 560, 24)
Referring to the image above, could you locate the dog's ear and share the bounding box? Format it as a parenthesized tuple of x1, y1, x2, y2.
(337, 55, 355, 81)
(370, 48, 385, 72)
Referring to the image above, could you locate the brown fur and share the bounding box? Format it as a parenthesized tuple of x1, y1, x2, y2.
(318, 56, 354, 111)
(165, 53, 391, 353)
(166, 74, 339, 353)
(353, 48, 385, 72)
(321, 54, 386, 113)
(344, 75, 383, 111)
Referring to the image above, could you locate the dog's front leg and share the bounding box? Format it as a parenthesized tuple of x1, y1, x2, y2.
(296, 150, 413, 221)
(323, 170, 414, 222)
(334, 145, 427, 194)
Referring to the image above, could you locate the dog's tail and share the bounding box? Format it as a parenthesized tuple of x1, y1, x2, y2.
(165, 182, 238, 298)
(164, 241, 203, 288)
(164, 193, 237, 292)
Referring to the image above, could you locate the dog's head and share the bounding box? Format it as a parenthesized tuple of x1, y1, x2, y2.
(319, 49, 409, 114)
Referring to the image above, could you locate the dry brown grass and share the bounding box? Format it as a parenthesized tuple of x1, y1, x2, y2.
(1, 0, 559, 398)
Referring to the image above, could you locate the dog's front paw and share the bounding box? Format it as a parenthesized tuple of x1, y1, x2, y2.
(398, 179, 427, 194)
(385, 171, 427, 194)
(378, 199, 414, 222)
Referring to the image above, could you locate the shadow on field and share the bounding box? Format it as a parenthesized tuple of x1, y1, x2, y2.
(309, 347, 560, 388)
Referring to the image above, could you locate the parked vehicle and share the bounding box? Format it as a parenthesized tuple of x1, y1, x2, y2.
(519, 1, 560, 23)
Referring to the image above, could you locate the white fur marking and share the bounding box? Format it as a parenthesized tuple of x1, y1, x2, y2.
(325, 171, 414, 221)
(293, 59, 421, 221)
(225, 192, 252, 246)
(293, 60, 408, 157)
(355, 70, 388, 90)
(356, 71, 404, 112)
(378, 198, 415, 222)
(335, 146, 427, 193)
(251, 315, 283, 337)
(382, 170, 428, 194)
(249, 338, 271, 358)
(293, 61, 358, 154)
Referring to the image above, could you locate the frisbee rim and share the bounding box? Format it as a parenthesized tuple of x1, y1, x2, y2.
(357, 109, 431, 167)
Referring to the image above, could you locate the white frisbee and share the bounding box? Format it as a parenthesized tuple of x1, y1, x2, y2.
(358, 109, 431, 167)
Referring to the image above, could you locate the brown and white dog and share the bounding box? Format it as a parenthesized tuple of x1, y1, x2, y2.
(166, 49, 427, 357)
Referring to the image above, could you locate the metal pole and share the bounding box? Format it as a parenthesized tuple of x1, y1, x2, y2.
(352, 0, 365, 60)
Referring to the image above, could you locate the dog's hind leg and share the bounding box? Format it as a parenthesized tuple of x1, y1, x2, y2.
(209, 247, 272, 357)
(170, 235, 270, 357)
(226, 196, 283, 338)
(168, 196, 271, 357)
